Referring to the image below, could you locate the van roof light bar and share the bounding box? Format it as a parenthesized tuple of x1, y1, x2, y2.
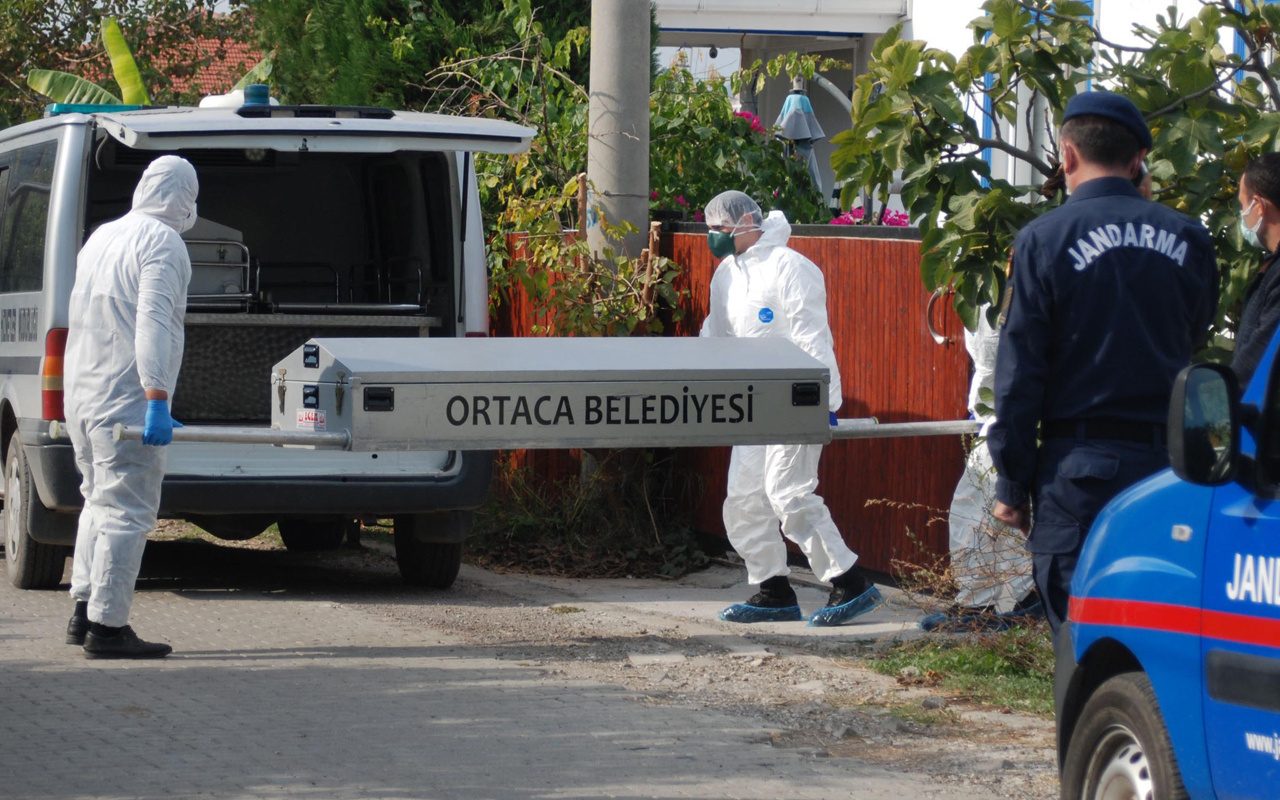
(46, 103, 147, 117)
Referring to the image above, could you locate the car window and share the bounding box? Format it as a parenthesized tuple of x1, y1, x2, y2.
(0, 140, 56, 294)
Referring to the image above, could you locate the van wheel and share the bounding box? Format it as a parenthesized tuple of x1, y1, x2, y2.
(393, 513, 469, 589)
(1060, 672, 1188, 800)
(278, 517, 351, 552)
(3, 433, 68, 589)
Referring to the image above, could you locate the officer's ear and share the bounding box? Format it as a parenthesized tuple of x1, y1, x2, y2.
(1060, 141, 1080, 176)
(1131, 149, 1149, 182)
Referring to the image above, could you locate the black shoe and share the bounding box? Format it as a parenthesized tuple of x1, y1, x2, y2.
(826, 567, 869, 606)
(66, 601, 89, 646)
(751, 575, 798, 606)
(83, 626, 172, 660)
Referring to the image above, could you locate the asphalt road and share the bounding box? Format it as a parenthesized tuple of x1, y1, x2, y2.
(0, 535, 1054, 800)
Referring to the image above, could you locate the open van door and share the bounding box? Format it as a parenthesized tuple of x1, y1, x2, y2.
(92, 106, 533, 155)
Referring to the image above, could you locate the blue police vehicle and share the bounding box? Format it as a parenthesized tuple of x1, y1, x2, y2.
(1055, 333, 1280, 799)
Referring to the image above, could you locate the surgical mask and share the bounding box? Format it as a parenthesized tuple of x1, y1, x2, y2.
(706, 220, 760, 259)
(707, 229, 737, 259)
(1240, 199, 1264, 250)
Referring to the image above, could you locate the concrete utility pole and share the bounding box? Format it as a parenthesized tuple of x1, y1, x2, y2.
(586, 0, 650, 257)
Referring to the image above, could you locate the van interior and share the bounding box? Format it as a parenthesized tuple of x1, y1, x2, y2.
(84, 137, 461, 423)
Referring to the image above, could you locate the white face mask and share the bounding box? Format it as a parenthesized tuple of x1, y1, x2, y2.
(1240, 199, 1264, 250)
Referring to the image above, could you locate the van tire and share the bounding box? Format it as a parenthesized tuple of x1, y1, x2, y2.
(4, 433, 68, 590)
(393, 513, 468, 589)
(278, 517, 351, 552)
(394, 538, 463, 589)
(1060, 671, 1188, 800)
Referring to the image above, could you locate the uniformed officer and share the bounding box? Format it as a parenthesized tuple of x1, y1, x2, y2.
(988, 91, 1219, 636)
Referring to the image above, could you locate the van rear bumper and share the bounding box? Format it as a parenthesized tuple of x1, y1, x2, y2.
(158, 450, 494, 514)
(18, 420, 84, 512)
(20, 420, 492, 516)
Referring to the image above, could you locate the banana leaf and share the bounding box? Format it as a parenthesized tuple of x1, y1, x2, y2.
(27, 70, 122, 105)
(231, 57, 274, 91)
(102, 17, 150, 105)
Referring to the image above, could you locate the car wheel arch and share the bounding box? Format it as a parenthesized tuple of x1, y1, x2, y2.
(1059, 637, 1143, 770)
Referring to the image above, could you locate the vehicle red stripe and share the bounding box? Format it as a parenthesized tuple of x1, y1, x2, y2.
(1202, 609, 1280, 650)
(1072, 597, 1280, 650)
(1069, 597, 1200, 635)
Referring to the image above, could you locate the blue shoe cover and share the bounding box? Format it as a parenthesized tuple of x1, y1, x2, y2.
(999, 600, 1044, 623)
(920, 600, 1044, 633)
(808, 586, 883, 627)
(919, 609, 1008, 633)
(718, 603, 803, 623)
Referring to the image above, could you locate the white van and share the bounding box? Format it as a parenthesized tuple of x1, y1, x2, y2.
(0, 102, 532, 591)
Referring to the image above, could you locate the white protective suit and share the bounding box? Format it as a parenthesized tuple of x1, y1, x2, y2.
(65, 156, 197, 627)
(700, 208, 856, 584)
(948, 312, 1035, 610)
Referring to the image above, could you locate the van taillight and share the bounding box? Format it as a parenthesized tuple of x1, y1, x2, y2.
(42, 328, 67, 421)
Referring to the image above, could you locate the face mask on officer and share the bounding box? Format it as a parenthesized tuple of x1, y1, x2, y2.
(1240, 198, 1265, 250)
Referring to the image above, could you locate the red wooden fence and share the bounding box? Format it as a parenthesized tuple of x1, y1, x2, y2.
(492, 227, 972, 574)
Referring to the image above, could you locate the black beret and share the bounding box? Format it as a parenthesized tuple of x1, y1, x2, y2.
(1062, 91, 1152, 150)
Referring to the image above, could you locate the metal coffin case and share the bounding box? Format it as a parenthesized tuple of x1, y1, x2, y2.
(270, 337, 832, 451)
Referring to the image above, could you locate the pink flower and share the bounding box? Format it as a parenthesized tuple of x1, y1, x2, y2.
(733, 110, 768, 135)
(650, 190, 658, 200)
(829, 208, 865, 225)
(675, 195, 688, 207)
(693, 209, 705, 222)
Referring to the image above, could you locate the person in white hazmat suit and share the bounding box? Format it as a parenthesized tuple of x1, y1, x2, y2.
(919, 311, 1041, 632)
(699, 190, 881, 626)
(63, 156, 198, 659)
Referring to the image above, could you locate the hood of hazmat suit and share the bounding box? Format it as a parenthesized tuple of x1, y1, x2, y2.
(698, 208, 841, 412)
(64, 155, 198, 428)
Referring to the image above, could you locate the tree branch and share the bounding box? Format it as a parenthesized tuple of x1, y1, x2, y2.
(1143, 69, 1242, 119)
(974, 135, 1054, 177)
(1010, 0, 1148, 54)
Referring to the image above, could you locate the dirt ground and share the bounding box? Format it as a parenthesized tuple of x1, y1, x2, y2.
(153, 520, 1061, 800)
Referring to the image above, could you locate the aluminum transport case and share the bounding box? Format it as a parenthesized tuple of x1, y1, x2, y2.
(270, 337, 834, 451)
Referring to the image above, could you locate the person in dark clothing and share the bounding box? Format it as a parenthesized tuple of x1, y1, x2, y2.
(988, 91, 1219, 636)
(1232, 153, 1280, 389)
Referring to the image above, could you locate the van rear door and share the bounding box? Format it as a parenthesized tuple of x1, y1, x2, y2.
(93, 106, 533, 155)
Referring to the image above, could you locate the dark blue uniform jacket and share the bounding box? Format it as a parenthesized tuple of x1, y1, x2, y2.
(1231, 251, 1280, 389)
(988, 177, 1218, 515)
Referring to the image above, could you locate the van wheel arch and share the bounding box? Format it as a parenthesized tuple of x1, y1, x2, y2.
(1059, 638, 1142, 771)
(4, 431, 69, 589)
(0, 402, 16, 481)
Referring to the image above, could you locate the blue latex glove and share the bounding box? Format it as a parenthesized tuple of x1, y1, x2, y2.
(830, 412, 838, 427)
(142, 399, 183, 446)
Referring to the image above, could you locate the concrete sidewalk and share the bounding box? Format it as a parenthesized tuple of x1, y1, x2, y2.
(0, 542, 987, 800)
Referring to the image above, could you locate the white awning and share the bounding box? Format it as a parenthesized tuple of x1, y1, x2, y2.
(656, 0, 907, 43)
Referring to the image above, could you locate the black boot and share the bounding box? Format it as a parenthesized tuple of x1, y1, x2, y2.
(83, 624, 172, 660)
(65, 601, 89, 646)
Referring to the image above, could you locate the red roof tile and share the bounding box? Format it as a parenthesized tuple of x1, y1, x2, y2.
(148, 36, 261, 96)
